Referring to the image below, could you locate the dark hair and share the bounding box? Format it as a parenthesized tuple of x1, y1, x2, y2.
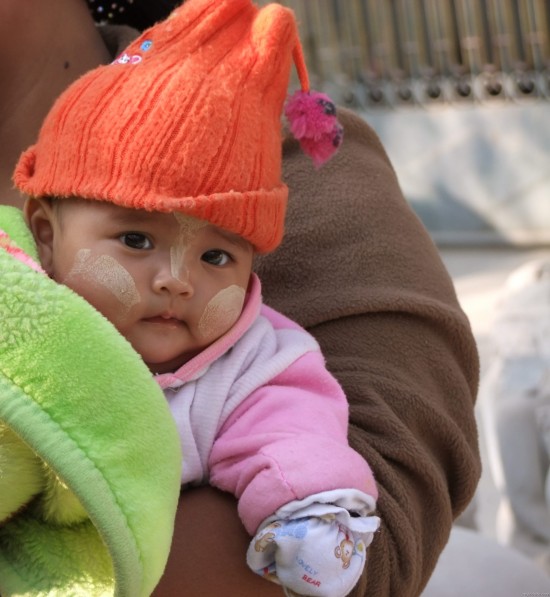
(87, 0, 183, 31)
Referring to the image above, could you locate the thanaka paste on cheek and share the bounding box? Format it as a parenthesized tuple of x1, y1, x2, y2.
(65, 249, 141, 313)
(170, 213, 207, 282)
(197, 285, 246, 342)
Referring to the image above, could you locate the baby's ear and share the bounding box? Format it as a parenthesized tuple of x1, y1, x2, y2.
(23, 197, 55, 276)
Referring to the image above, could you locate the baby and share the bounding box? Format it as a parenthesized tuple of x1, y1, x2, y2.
(11, 0, 379, 595)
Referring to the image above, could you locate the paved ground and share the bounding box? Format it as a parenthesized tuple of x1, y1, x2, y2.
(439, 245, 550, 545)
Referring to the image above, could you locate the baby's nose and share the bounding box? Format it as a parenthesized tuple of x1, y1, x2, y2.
(152, 266, 194, 297)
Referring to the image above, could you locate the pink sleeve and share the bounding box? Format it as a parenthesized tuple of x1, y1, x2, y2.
(208, 349, 378, 535)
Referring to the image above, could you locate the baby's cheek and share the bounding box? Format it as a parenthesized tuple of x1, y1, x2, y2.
(197, 285, 246, 343)
(63, 249, 141, 317)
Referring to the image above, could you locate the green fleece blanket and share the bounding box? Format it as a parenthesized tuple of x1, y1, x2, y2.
(0, 206, 182, 596)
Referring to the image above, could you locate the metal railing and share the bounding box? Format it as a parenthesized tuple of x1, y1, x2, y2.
(270, 0, 550, 108)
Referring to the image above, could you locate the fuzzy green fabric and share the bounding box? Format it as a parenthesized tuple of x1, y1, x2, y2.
(0, 206, 182, 596)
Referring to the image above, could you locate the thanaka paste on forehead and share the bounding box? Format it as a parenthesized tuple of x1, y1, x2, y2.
(173, 212, 208, 233)
(65, 249, 141, 313)
(170, 212, 208, 282)
(197, 285, 246, 342)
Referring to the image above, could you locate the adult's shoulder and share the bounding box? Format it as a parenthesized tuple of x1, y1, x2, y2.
(256, 107, 457, 328)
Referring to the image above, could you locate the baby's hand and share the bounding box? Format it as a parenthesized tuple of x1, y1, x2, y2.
(247, 510, 379, 597)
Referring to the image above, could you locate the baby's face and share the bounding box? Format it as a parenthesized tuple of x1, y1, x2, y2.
(44, 200, 253, 373)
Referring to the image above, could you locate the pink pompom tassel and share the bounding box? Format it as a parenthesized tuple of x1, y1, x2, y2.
(284, 90, 343, 168)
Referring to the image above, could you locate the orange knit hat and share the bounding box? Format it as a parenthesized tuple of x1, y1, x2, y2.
(14, 0, 342, 253)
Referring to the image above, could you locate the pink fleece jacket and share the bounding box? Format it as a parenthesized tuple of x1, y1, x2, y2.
(156, 274, 377, 534)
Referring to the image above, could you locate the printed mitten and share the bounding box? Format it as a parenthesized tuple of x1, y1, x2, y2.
(247, 491, 380, 597)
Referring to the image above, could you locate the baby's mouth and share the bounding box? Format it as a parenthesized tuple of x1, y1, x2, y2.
(143, 314, 185, 327)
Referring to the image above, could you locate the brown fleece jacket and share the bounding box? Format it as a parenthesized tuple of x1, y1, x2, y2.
(255, 108, 481, 596)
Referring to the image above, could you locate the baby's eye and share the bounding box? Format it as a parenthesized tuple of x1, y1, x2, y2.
(202, 250, 231, 266)
(119, 233, 153, 250)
